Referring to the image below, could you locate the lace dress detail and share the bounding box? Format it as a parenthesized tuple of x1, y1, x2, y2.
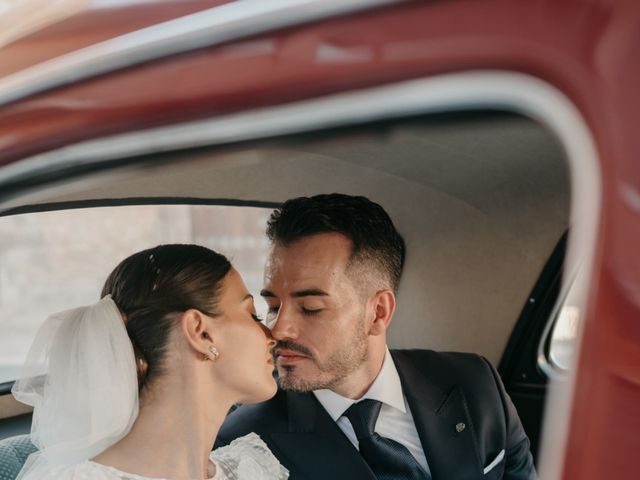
(36, 433, 288, 480)
(212, 433, 288, 480)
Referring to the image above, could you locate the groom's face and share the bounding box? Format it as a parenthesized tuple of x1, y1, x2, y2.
(261, 232, 371, 394)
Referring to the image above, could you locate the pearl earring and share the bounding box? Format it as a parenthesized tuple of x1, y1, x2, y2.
(208, 345, 220, 361)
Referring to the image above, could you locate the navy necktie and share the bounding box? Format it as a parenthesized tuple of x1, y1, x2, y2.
(344, 399, 431, 480)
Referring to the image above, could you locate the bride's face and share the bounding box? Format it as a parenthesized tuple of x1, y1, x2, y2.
(210, 268, 277, 403)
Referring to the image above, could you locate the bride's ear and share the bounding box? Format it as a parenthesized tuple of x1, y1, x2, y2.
(179, 309, 215, 360)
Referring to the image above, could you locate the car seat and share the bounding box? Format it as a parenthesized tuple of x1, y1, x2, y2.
(0, 435, 36, 480)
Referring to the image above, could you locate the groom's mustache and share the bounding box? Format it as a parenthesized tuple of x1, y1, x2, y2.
(273, 340, 313, 358)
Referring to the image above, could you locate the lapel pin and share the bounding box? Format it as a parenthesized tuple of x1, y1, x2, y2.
(455, 422, 466, 433)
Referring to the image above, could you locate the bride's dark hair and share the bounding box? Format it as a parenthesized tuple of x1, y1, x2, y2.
(101, 244, 231, 390)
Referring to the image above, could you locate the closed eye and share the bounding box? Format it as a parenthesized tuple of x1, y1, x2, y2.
(301, 307, 322, 316)
(252, 314, 264, 322)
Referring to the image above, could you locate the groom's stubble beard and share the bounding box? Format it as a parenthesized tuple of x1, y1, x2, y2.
(275, 314, 369, 393)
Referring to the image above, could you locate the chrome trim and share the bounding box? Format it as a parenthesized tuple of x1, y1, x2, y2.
(0, 0, 403, 107)
(536, 304, 567, 380)
(536, 267, 580, 381)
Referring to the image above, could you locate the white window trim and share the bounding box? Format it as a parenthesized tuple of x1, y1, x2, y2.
(0, 71, 601, 480)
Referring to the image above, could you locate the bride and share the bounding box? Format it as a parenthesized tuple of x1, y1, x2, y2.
(13, 244, 288, 480)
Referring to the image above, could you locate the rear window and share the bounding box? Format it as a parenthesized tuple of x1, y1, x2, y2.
(547, 266, 586, 371)
(0, 204, 271, 384)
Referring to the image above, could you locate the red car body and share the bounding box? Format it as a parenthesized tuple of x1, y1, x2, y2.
(0, 1, 638, 478)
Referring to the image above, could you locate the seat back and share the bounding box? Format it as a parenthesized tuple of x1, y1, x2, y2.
(0, 435, 37, 480)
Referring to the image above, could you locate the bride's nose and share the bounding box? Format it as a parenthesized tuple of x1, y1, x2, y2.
(258, 321, 276, 345)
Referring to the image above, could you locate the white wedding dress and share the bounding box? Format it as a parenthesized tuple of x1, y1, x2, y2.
(12, 298, 289, 480)
(38, 433, 288, 480)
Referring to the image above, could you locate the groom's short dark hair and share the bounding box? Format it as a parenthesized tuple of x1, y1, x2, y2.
(266, 193, 405, 292)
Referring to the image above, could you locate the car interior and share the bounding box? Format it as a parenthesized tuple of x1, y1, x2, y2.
(0, 108, 571, 476)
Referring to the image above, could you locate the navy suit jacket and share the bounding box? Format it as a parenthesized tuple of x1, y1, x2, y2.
(216, 349, 536, 480)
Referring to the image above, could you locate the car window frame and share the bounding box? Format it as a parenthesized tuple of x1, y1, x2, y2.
(0, 72, 602, 480)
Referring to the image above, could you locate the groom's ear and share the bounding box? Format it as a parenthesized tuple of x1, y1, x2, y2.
(179, 309, 212, 358)
(367, 289, 396, 336)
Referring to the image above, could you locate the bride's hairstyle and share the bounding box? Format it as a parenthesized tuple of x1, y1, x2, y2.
(12, 244, 233, 480)
(101, 244, 231, 390)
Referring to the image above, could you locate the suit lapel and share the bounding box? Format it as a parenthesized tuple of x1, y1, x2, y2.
(269, 391, 376, 480)
(392, 351, 483, 480)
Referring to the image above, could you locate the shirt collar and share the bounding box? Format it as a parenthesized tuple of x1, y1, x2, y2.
(313, 348, 406, 421)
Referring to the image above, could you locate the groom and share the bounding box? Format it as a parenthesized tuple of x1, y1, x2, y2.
(216, 193, 536, 479)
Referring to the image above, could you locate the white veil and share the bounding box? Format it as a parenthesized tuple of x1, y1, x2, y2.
(12, 295, 139, 479)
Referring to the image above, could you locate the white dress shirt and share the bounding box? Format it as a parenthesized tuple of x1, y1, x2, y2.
(313, 348, 430, 475)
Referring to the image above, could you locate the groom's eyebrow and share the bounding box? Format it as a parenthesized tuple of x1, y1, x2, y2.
(291, 289, 329, 298)
(259, 289, 329, 298)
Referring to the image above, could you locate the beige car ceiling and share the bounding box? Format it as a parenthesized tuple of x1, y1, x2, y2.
(6, 112, 570, 365)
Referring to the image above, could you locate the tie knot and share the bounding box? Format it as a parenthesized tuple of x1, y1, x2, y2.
(344, 399, 382, 441)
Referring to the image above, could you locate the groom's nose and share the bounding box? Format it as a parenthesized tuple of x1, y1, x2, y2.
(269, 304, 299, 340)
